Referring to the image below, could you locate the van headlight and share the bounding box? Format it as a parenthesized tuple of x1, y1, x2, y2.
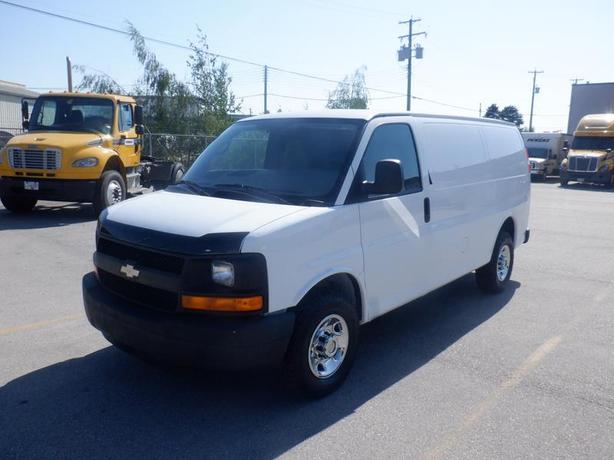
(212, 260, 235, 287)
(72, 157, 99, 168)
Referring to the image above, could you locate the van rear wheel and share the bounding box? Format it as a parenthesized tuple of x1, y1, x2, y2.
(476, 232, 514, 294)
(284, 292, 359, 398)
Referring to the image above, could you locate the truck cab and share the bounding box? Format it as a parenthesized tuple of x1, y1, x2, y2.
(0, 92, 182, 213)
(522, 132, 572, 181)
(560, 113, 614, 187)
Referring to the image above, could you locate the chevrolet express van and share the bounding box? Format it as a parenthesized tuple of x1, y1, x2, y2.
(83, 111, 530, 396)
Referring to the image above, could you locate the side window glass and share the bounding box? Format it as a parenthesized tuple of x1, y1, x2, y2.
(119, 103, 133, 132)
(358, 123, 422, 195)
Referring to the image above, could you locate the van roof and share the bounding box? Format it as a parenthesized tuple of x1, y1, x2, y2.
(242, 110, 515, 126)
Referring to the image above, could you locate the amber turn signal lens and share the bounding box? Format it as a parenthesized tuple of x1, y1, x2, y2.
(181, 295, 263, 312)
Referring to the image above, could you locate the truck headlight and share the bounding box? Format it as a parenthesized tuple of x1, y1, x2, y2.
(212, 260, 235, 287)
(72, 157, 99, 168)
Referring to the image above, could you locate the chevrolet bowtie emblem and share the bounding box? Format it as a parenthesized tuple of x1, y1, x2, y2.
(120, 264, 140, 279)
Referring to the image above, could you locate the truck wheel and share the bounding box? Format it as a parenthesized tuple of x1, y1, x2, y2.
(475, 231, 514, 294)
(94, 170, 126, 215)
(284, 292, 359, 398)
(0, 195, 37, 213)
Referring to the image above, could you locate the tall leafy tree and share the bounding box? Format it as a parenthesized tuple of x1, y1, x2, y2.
(327, 67, 369, 109)
(484, 103, 524, 127)
(484, 104, 500, 119)
(188, 27, 241, 134)
(499, 105, 524, 127)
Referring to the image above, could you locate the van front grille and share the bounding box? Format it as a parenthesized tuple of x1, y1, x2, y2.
(569, 156, 598, 172)
(9, 148, 62, 170)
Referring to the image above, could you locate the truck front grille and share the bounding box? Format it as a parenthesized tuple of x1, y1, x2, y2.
(569, 156, 598, 172)
(9, 148, 62, 170)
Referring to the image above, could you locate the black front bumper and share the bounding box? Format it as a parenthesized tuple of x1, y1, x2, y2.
(561, 169, 612, 185)
(82, 272, 295, 369)
(0, 177, 98, 202)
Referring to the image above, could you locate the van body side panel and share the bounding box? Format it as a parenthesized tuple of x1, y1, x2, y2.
(415, 120, 529, 285)
(241, 205, 366, 318)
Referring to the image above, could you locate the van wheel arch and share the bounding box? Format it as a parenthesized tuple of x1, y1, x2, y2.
(499, 217, 515, 247)
(297, 273, 363, 323)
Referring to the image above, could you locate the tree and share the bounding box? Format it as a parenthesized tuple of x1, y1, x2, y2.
(483, 103, 524, 127)
(187, 27, 241, 135)
(327, 67, 369, 109)
(484, 104, 500, 119)
(499, 105, 524, 127)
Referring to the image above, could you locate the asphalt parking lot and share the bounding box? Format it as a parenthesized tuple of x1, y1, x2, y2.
(1, 181, 613, 459)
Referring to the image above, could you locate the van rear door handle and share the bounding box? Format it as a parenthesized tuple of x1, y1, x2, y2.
(424, 197, 431, 223)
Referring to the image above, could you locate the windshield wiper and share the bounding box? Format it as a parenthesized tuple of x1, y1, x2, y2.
(211, 183, 291, 205)
(178, 180, 211, 196)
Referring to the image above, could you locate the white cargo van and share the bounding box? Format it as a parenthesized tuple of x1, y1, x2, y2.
(83, 111, 530, 396)
(522, 132, 572, 180)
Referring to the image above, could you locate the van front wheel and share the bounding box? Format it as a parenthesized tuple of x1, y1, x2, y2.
(284, 293, 359, 397)
(476, 232, 514, 294)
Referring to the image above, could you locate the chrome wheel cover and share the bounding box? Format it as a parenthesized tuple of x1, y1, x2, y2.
(496, 244, 511, 282)
(308, 314, 349, 379)
(106, 179, 123, 205)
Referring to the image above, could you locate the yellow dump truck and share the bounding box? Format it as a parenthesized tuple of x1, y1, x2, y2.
(0, 92, 183, 213)
(560, 113, 614, 187)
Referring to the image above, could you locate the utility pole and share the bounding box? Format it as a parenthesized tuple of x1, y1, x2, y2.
(66, 56, 73, 92)
(263, 65, 269, 114)
(528, 69, 543, 132)
(398, 17, 426, 111)
(479, 102, 482, 117)
(570, 77, 584, 85)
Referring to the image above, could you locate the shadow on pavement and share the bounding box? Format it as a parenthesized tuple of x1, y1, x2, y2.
(558, 182, 614, 193)
(0, 202, 95, 230)
(0, 276, 520, 459)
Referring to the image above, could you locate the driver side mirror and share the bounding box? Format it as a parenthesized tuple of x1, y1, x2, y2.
(134, 105, 144, 135)
(362, 159, 404, 195)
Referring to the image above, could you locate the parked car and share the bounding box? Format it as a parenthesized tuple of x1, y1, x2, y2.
(82, 111, 531, 396)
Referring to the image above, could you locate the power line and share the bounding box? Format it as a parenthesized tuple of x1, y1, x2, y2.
(0, 0, 404, 96)
(2, 0, 483, 114)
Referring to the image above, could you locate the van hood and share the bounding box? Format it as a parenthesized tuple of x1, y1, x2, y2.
(7, 131, 104, 150)
(103, 189, 307, 239)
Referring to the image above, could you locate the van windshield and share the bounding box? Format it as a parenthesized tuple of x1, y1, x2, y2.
(29, 96, 114, 134)
(572, 136, 614, 151)
(181, 118, 365, 206)
(527, 147, 550, 159)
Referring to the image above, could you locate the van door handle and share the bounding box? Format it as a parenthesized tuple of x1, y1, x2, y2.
(424, 197, 431, 223)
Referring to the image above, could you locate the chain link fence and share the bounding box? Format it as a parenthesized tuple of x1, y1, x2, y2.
(142, 132, 215, 167)
(0, 127, 23, 149)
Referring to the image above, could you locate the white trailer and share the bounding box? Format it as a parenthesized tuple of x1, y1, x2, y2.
(522, 132, 572, 180)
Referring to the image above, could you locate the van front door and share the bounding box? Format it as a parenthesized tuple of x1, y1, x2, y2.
(350, 123, 430, 319)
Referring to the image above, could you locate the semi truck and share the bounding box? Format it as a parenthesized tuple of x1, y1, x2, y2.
(521, 132, 572, 180)
(0, 92, 184, 214)
(560, 113, 614, 187)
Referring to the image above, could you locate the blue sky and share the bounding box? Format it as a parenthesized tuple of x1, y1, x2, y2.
(2, 0, 613, 131)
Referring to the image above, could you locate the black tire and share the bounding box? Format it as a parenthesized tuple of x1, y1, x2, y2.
(284, 292, 359, 398)
(93, 170, 126, 215)
(476, 231, 514, 294)
(0, 195, 37, 213)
